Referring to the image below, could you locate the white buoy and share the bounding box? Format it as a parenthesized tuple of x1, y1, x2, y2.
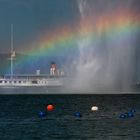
(91, 106, 98, 111)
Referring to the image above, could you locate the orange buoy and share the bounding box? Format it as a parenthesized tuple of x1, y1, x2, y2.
(47, 104, 54, 111)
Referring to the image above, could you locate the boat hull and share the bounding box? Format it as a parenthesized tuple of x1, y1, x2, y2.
(0, 86, 63, 94)
(0, 77, 65, 94)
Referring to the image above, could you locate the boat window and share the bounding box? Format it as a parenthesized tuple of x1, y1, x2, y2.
(32, 80, 37, 84)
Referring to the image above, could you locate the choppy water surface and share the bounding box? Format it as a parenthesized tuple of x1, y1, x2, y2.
(0, 94, 140, 140)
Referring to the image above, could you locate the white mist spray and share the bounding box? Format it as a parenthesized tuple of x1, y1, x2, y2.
(69, 0, 136, 92)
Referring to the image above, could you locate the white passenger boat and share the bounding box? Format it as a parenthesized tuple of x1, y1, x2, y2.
(0, 24, 64, 93)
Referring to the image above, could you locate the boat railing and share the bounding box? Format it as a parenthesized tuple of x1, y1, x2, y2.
(3, 74, 64, 79)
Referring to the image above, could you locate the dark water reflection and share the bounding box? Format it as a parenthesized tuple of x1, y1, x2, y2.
(0, 94, 140, 140)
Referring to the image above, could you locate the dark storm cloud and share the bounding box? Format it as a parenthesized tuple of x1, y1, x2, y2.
(0, 0, 79, 53)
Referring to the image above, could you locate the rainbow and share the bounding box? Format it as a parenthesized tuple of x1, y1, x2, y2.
(7, 8, 140, 73)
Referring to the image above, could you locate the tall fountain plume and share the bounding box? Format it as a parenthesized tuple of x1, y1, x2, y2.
(69, 0, 139, 92)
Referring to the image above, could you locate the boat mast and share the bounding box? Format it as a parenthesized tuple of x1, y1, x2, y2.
(138, 49, 140, 81)
(10, 24, 14, 78)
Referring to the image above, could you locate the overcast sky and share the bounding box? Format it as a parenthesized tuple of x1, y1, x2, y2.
(0, 0, 79, 53)
(0, 0, 139, 54)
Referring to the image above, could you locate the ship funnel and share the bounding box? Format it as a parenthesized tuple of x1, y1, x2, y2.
(50, 62, 57, 76)
(36, 70, 40, 75)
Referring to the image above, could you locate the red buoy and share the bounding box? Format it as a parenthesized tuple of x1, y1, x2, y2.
(47, 104, 54, 111)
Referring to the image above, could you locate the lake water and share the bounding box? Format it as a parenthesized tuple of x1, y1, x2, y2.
(0, 94, 140, 140)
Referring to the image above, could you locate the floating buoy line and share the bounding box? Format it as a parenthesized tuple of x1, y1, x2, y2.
(38, 105, 137, 120)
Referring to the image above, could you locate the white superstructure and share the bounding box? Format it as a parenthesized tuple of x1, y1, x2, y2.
(0, 76, 63, 87)
(0, 62, 64, 88)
